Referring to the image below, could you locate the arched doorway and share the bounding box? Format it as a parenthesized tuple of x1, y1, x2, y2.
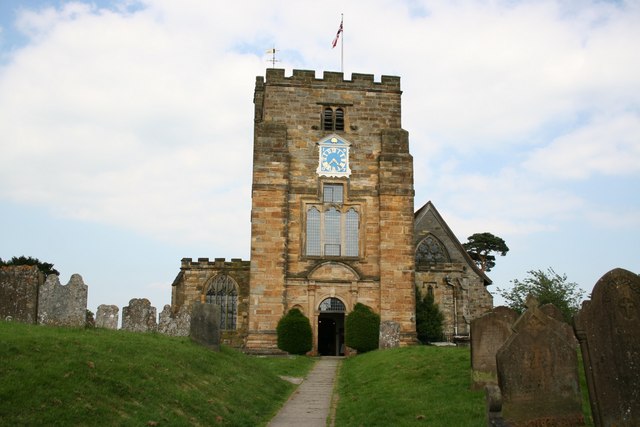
(318, 297, 346, 356)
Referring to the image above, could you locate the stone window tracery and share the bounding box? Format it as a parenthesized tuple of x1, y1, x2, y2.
(416, 235, 450, 264)
(205, 275, 238, 330)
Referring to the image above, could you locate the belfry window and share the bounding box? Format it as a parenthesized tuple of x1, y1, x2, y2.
(205, 275, 238, 330)
(322, 107, 345, 131)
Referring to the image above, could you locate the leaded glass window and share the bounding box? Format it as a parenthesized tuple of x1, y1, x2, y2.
(205, 275, 238, 330)
(325, 207, 341, 256)
(345, 208, 359, 257)
(323, 184, 343, 203)
(319, 297, 346, 312)
(306, 207, 321, 256)
(416, 235, 449, 264)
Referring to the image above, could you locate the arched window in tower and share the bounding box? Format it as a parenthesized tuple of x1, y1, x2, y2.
(306, 207, 321, 256)
(205, 275, 238, 330)
(335, 108, 344, 131)
(345, 208, 359, 257)
(323, 107, 334, 131)
(319, 297, 346, 312)
(416, 235, 450, 265)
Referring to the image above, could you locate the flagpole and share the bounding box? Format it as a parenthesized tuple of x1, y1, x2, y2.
(340, 13, 344, 73)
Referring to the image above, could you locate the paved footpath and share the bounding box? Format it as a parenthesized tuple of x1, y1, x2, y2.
(268, 357, 342, 427)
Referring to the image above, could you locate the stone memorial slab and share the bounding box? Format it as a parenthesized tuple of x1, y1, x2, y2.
(158, 304, 191, 336)
(190, 302, 220, 350)
(38, 274, 88, 327)
(574, 268, 640, 427)
(496, 295, 584, 426)
(121, 298, 157, 332)
(540, 303, 577, 345)
(95, 304, 119, 329)
(379, 320, 400, 349)
(470, 306, 518, 389)
(0, 265, 42, 324)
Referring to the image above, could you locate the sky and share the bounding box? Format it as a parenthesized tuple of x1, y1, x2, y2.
(1, 0, 639, 318)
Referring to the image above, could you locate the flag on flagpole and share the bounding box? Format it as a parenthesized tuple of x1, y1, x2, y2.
(332, 18, 343, 48)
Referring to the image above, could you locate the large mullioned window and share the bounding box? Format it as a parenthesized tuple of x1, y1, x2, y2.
(205, 275, 238, 330)
(306, 183, 359, 258)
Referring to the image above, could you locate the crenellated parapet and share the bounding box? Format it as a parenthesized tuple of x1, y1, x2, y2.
(180, 257, 250, 270)
(257, 68, 401, 92)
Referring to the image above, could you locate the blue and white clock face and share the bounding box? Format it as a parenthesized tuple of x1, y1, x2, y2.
(321, 146, 347, 173)
(316, 136, 351, 177)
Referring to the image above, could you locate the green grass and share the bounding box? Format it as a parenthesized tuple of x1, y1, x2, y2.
(335, 346, 594, 427)
(335, 346, 485, 426)
(0, 321, 315, 426)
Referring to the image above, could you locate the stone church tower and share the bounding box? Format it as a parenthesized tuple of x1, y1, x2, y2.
(244, 69, 417, 353)
(170, 68, 494, 354)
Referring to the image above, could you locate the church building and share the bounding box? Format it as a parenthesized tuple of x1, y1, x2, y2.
(171, 69, 493, 354)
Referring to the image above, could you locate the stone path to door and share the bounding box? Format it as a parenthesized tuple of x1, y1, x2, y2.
(268, 357, 342, 427)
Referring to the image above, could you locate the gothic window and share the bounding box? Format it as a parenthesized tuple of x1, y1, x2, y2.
(319, 298, 346, 312)
(305, 205, 360, 258)
(322, 107, 345, 131)
(205, 275, 238, 330)
(416, 235, 450, 264)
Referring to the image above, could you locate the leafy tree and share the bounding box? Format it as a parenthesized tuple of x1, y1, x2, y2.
(415, 286, 444, 343)
(462, 232, 509, 272)
(345, 303, 380, 353)
(276, 308, 312, 355)
(497, 267, 586, 323)
(0, 256, 59, 276)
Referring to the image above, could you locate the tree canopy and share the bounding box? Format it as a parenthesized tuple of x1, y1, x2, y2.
(497, 267, 586, 323)
(462, 232, 509, 272)
(0, 256, 59, 276)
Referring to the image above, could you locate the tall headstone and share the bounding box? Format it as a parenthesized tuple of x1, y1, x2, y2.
(95, 304, 119, 329)
(158, 304, 191, 337)
(470, 306, 518, 389)
(190, 302, 220, 350)
(38, 274, 88, 327)
(574, 268, 640, 427)
(540, 303, 577, 345)
(0, 265, 43, 324)
(495, 295, 584, 426)
(121, 298, 157, 332)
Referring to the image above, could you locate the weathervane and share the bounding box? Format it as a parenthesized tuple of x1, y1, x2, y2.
(266, 47, 279, 68)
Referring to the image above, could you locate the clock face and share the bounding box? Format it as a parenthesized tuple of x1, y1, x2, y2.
(321, 146, 347, 173)
(316, 136, 351, 177)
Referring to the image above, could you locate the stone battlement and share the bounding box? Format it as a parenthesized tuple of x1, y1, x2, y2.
(180, 257, 250, 269)
(258, 68, 401, 92)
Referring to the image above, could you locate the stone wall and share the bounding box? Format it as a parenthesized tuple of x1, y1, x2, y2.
(0, 265, 43, 323)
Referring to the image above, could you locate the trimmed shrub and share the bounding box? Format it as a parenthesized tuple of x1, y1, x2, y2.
(276, 308, 312, 355)
(415, 286, 444, 343)
(345, 303, 380, 353)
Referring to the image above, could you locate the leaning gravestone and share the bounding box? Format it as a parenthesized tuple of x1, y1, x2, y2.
(470, 306, 518, 389)
(379, 320, 400, 349)
(495, 295, 584, 426)
(540, 303, 577, 346)
(574, 268, 640, 427)
(95, 304, 119, 329)
(38, 274, 88, 327)
(121, 298, 157, 332)
(158, 304, 191, 337)
(189, 302, 220, 351)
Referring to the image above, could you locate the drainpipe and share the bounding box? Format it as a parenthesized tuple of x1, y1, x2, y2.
(445, 276, 457, 338)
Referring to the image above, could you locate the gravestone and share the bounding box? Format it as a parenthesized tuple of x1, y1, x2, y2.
(379, 320, 400, 349)
(540, 303, 577, 346)
(495, 295, 584, 426)
(189, 302, 220, 350)
(158, 304, 191, 336)
(38, 274, 88, 327)
(470, 306, 518, 389)
(573, 268, 640, 427)
(0, 265, 43, 324)
(95, 304, 119, 329)
(121, 298, 157, 332)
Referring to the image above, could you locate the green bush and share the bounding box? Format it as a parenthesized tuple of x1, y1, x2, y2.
(276, 308, 312, 355)
(415, 286, 444, 343)
(345, 303, 380, 353)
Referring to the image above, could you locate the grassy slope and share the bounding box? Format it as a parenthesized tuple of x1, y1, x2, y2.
(335, 346, 594, 427)
(0, 322, 315, 426)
